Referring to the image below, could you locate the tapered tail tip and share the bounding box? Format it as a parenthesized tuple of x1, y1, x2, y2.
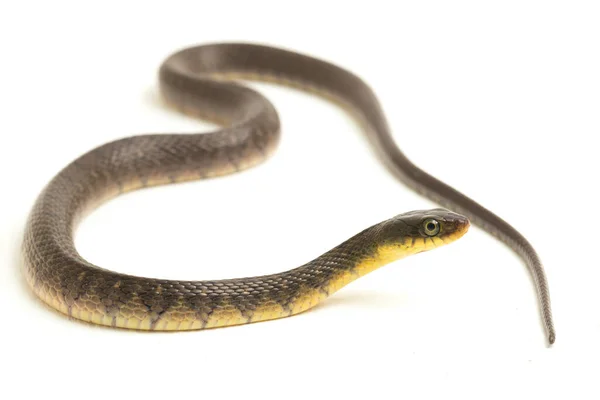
(548, 332, 556, 345)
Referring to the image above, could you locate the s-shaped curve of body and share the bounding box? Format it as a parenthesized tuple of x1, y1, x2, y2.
(21, 43, 554, 344)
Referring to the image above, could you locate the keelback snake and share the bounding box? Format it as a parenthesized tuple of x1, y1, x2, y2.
(22, 43, 554, 344)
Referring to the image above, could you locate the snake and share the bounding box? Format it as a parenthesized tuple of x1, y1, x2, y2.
(21, 42, 554, 343)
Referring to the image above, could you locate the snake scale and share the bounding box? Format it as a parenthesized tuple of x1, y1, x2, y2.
(21, 43, 554, 343)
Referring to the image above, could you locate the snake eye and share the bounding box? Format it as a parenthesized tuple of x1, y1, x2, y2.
(422, 219, 440, 236)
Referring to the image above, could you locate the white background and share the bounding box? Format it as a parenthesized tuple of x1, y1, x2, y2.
(1, 1, 598, 399)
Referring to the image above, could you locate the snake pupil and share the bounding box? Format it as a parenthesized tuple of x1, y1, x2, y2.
(427, 222, 436, 231)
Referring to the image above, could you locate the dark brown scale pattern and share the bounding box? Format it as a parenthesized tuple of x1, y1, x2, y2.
(22, 43, 553, 343)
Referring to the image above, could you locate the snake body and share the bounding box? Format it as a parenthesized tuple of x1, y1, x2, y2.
(22, 43, 554, 342)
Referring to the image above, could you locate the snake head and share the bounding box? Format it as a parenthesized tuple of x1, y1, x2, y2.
(374, 208, 470, 257)
(409, 208, 469, 243)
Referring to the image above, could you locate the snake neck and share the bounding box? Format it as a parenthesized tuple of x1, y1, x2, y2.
(301, 232, 442, 302)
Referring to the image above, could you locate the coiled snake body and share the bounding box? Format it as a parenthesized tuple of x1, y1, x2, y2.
(22, 43, 554, 343)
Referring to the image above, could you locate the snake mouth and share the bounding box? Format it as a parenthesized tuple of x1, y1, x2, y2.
(441, 216, 470, 244)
